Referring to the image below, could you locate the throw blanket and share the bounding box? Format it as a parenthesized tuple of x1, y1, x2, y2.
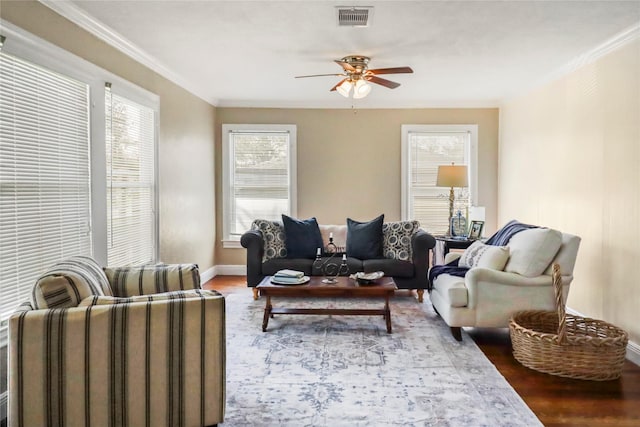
(427, 220, 537, 290)
(484, 219, 537, 246)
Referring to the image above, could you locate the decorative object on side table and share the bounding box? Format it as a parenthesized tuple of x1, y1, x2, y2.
(436, 163, 468, 236)
(432, 235, 475, 265)
(468, 220, 484, 240)
(450, 210, 467, 237)
(313, 237, 349, 283)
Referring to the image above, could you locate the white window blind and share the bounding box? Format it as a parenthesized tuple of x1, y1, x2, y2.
(105, 86, 156, 266)
(405, 130, 472, 235)
(0, 51, 92, 323)
(222, 125, 297, 244)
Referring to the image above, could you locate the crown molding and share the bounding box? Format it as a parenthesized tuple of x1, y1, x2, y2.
(546, 22, 640, 82)
(38, 0, 218, 106)
(503, 21, 640, 104)
(215, 98, 501, 109)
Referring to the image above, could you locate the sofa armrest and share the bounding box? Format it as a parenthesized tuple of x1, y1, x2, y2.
(444, 252, 462, 264)
(9, 293, 225, 426)
(240, 229, 265, 287)
(104, 263, 201, 297)
(411, 229, 437, 283)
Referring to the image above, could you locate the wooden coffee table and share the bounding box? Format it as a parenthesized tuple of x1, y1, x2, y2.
(257, 275, 397, 333)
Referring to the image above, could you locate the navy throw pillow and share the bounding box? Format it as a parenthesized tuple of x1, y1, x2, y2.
(346, 214, 384, 259)
(282, 215, 324, 259)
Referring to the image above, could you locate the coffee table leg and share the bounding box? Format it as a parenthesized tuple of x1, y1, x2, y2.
(262, 295, 272, 332)
(384, 294, 392, 334)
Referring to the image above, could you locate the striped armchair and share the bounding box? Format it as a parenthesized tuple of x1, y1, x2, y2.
(8, 256, 225, 427)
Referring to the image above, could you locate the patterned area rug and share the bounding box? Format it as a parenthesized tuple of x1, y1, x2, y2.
(223, 289, 541, 426)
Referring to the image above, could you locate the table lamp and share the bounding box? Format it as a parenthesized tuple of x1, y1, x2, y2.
(436, 163, 468, 236)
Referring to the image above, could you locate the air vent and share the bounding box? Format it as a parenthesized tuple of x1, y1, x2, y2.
(336, 6, 373, 27)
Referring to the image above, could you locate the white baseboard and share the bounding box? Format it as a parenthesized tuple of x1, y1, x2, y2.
(626, 340, 640, 367)
(567, 307, 639, 367)
(178, 264, 248, 284)
(212, 264, 246, 276)
(200, 266, 216, 284)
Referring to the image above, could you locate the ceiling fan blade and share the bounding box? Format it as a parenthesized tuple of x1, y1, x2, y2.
(367, 66, 413, 75)
(330, 79, 347, 91)
(334, 60, 356, 72)
(295, 73, 344, 78)
(367, 75, 401, 89)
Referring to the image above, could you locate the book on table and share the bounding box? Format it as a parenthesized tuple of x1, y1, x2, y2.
(272, 269, 307, 284)
(274, 269, 304, 279)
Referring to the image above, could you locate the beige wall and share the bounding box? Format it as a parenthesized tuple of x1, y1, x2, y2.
(499, 40, 640, 342)
(216, 108, 499, 265)
(1, 2, 217, 270)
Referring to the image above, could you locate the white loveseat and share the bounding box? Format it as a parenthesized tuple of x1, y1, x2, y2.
(430, 225, 581, 341)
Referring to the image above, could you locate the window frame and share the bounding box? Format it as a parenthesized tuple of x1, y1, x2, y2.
(105, 85, 159, 266)
(400, 124, 478, 227)
(221, 124, 297, 248)
(0, 20, 161, 415)
(1, 20, 159, 266)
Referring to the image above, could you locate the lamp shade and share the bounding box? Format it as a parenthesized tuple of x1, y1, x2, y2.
(436, 164, 468, 188)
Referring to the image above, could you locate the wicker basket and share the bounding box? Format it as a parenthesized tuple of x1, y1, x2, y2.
(509, 264, 628, 381)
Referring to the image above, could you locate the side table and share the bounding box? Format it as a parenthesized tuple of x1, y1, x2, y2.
(433, 236, 475, 265)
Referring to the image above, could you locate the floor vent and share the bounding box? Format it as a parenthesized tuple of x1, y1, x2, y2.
(336, 7, 373, 27)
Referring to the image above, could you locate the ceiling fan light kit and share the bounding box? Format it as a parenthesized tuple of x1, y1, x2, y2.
(295, 55, 413, 99)
(352, 79, 372, 99)
(336, 79, 353, 97)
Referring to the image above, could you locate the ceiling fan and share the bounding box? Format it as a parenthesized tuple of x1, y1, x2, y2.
(295, 55, 413, 99)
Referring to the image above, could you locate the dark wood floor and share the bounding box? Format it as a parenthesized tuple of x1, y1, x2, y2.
(204, 276, 640, 426)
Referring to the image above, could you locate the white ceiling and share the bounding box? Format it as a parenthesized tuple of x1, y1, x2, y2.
(53, 1, 640, 108)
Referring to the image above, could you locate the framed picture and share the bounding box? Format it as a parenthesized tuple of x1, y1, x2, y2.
(468, 220, 484, 240)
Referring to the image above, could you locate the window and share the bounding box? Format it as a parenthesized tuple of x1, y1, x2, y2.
(222, 124, 297, 247)
(401, 125, 478, 235)
(0, 51, 92, 323)
(0, 22, 159, 325)
(0, 22, 160, 418)
(105, 85, 157, 266)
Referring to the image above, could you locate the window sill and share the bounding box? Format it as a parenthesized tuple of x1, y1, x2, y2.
(222, 240, 243, 249)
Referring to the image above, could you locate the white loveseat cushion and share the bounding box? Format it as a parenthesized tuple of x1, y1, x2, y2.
(459, 241, 510, 270)
(432, 274, 468, 307)
(505, 228, 563, 277)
